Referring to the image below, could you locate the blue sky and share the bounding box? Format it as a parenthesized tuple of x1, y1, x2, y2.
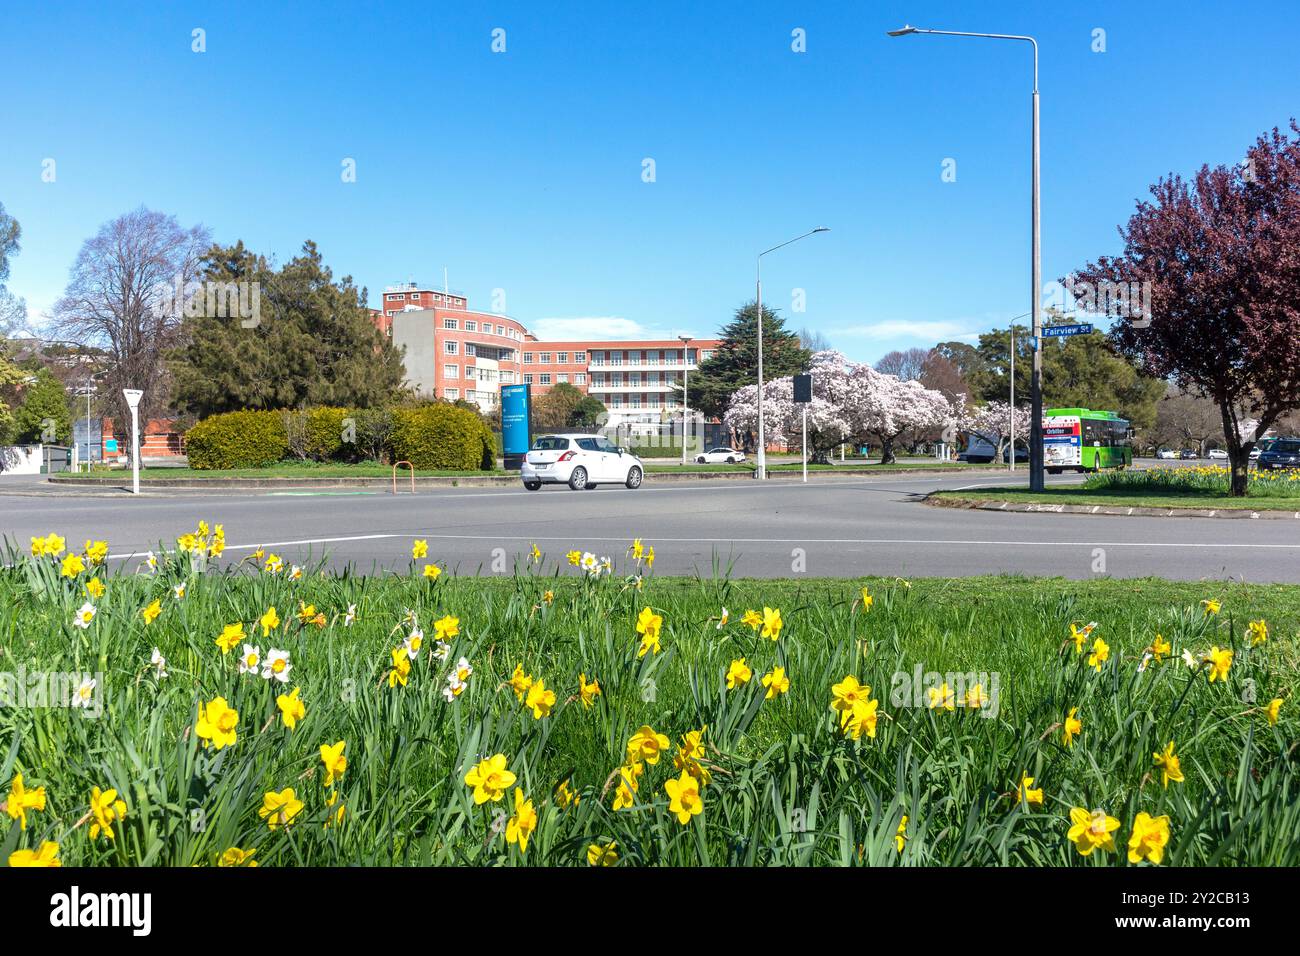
(3, 1, 1297, 362)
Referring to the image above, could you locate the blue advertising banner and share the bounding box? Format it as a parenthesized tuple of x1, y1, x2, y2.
(500, 384, 532, 471)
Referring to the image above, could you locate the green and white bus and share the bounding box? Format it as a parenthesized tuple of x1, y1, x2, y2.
(1042, 408, 1133, 474)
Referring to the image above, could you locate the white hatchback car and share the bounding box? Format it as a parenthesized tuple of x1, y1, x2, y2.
(521, 434, 645, 491)
(694, 446, 747, 464)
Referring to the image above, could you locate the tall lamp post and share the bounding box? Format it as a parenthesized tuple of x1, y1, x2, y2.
(678, 334, 691, 466)
(756, 226, 829, 480)
(888, 24, 1045, 491)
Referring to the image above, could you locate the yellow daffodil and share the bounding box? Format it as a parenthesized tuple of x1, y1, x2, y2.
(258, 788, 304, 829)
(505, 788, 538, 853)
(556, 779, 580, 810)
(88, 786, 128, 841)
(84, 540, 108, 565)
(645, 546, 655, 569)
(525, 679, 556, 719)
(1067, 807, 1120, 857)
(1207, 646, 1233, 683)
(259, 606, 280, 637)
(542, 589, 555, 606)
(635, 606, 663, 658)
(196, 696, 239, 750)
(1087, 637, 1110, 672)
(965, 684, 989, 710)
(566, 550, 581, 567)
(388, 647, 411, 688)
(276, 687, 306, 730)
(1149, 634, 1171, 662)
(60, 553, 85, 578)
(1063, 707, 1082, 747)
(423, 563, 442, 580)
(627, 725, 670, 765)
(578, 673, 601, 709)
(464, 754, 516, 804)
(845, 698, 879, 740)
(216, 621, 245, 654)
(320, 741, 347, 787)
(5, 773, 47, 830)
(1069, 621, 1096, 653)
(1017, 773, 1044, 807)
(1127, 812, 1171, 865)
(761, 666, 790, 700)
(218, 847, 258, 867)
(860, 586, 873, 612)
(141, 599, 162, 625)
(1247, 620, 1268, 646)
(587, 841, 618, 866)
(84, 577, 105, 599)
(726, 657, 752, 689)
(895, 816, 908, 853)
(664, 769, 704, 825)
(927, 682, 955, 711)
(760, 606, 783, 641)
(434, 615, 459, 641)
(1265, 698, 1283, 725)
(831, 675, 871, 725)
(509, 664, 533, 702)
(8, 841, 61, 867)
(1153, 741, 1184, 787)
(741, 609, 762, 631)
(411, 539, 428, 559)
(1201, 598, 1221, 615)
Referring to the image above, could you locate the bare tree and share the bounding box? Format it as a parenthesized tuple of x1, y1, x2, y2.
(875, 347, 928, 382)
(1155, 387, 1225, 455)
(797, 327, 831, 352)
(52, 208, 210, 449)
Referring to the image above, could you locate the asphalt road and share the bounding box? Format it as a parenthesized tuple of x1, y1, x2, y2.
(2, 468, 1297, 581)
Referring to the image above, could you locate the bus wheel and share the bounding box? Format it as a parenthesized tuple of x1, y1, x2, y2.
(1047, 467, 1062, 475)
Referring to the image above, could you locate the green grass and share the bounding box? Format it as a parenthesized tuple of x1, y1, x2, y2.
(3, 530, 1297, 867)
(932, 486, 1300, 512)
(62, 462, 508, 480)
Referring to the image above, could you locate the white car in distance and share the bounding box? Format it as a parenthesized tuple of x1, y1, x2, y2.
(521, 433, 644, 491)
(695, 446, 747, 464)
(1207, 448, 1229, 460)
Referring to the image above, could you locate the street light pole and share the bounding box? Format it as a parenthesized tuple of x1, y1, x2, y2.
(678, 334, 691, 466)
(756, 226, 829, 480)
(888, 24, 1044, 491)
(1009, 328, 1015, 473)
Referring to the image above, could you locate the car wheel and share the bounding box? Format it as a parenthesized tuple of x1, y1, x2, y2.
(625, 466, 643, 489)
(726, 457, 736, 464)
(524, 480, 541, 491)
(696, 456, 706, 464)
(568, 467, 588, 490)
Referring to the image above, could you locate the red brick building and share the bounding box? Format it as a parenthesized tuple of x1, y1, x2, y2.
(375, 283, 720, 428)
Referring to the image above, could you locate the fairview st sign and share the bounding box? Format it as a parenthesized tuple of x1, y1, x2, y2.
(1042, 323, 1094, 338)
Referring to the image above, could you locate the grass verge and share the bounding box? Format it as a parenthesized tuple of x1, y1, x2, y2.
(930, 487, 1300, 512)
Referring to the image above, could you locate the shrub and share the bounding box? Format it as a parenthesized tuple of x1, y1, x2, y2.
(185, 410, 288, 469)
(391, 403, 496, 471)
(306, 406, 350, 461)
(352, 407, 394, 463)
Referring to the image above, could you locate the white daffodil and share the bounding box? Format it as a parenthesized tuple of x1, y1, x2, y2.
(150, 647, 169, 679)
(454, 657, 473, 682)
(71, 677, 96, 708)
(343, 603, 357, 627)
(432, 641, 451, 662)
(442, 675, 466, 702)
(1182, 649, 1200, 669)
(72, 602, 97, 629)
(402, 606, 418, 627)
(144, 551, 158, 573)
(238, 644, 263, 676)
(289, 565, 303, 581)
(173, 582, 187, 601)
(1137, 651, 1152, 673)
(404, 628, 424, 659)
(264, 555, 283, 575)
(262, 648, 292, 683)
(717, 607, 729, 629)
(580, 552, 599, 575)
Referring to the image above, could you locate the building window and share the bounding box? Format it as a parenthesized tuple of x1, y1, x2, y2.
(575, 373, 586, 385)
(523, 352, 534, 364)
(444, 388, 459, 399)
(386, 293, 405, 301)
(540, 373, 552, 385)
(443, 318, 458, 330)
(558, 374, 568, 384)
(496, 325, 505, 335)
(575, 351, 587, 363)
(557, 352, 568, 364)
(465, 343, 477, 357)
(539, 352, 552, 363)
(444, 341, 458, 355)
(523, 374, 533, 384)
(465, 320, 477, 332)
(445, 364, 459, 378)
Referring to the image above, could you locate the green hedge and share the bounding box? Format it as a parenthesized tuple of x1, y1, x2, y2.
(306, 406, 351, 461)
(391, 404, 496, 470)
(185, 410, 289, 469)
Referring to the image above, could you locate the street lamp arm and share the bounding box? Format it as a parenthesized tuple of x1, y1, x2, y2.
(887, 27, 1038, 91)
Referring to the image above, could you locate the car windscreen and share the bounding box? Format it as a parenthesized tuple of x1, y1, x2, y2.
(531, 436, 569, 451)
(1270, 440, 1300, 454)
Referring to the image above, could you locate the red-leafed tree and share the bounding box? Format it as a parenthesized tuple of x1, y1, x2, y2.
(1069, 122, 1300, 496)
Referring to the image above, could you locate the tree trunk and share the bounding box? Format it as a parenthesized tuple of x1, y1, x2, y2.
(1228, 449, 1249, 496)
(880, 436, 896, 464)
